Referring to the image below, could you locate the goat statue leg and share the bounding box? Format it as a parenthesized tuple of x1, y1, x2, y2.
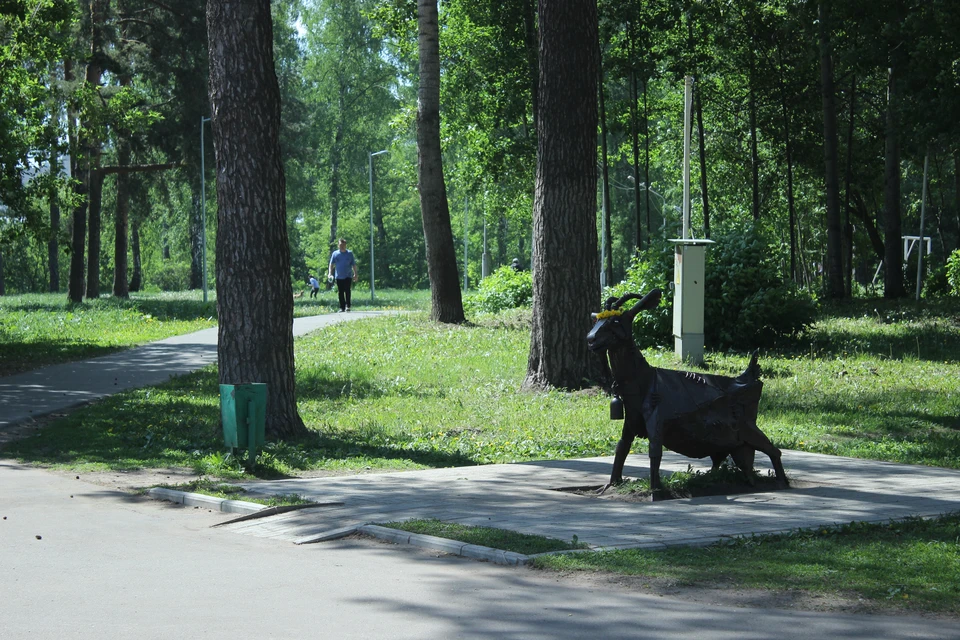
(598, 423, 637, 494)
(648, 439, 663, 496)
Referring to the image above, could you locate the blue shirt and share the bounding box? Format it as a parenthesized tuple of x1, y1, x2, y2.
(329, 249, 356, 279)
(309, 277, 319, 289)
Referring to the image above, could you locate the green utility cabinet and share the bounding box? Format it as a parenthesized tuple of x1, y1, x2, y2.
(220, 383, 266, 464)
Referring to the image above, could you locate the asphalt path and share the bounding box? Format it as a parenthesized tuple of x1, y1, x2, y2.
(2, 460, 955, 640)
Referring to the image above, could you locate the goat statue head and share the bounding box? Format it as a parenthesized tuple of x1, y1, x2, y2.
(586, 288, 662, 353)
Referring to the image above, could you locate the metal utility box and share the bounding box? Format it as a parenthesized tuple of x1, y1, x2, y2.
(671, 239, 714, 365)
(220, 383, 267, 463)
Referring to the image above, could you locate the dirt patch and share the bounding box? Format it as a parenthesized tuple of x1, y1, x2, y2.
(555, 475, 814, 502)
(545, 570, 959, 619)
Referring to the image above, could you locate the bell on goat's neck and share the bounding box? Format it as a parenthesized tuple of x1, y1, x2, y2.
(610, 395, 624, 420)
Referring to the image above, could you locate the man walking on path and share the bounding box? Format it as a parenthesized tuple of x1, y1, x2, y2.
(328, 238, 358, 312)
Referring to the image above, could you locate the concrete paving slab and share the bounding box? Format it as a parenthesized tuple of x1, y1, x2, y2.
(221, 449, 960, 555)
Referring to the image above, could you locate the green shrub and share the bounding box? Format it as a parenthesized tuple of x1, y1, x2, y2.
(149, 262, 191, 292)
(464, 265, 533, 314)
(705, 224, 817, 348)
(946, 249, 960, 296)
(606, 223, 817, 349)
(923, 261, 951, 298)
(603, 239, 674, 347)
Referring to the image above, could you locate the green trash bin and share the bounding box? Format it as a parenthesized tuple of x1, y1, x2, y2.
(220, 383, 267, 464)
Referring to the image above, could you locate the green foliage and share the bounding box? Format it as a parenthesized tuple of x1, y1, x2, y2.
(464, 265, 532, 313)
(606, 226, 818, 349)
(704, 224, 818, 349)
(148, 261, 191, 292)
(603, 239, 674, 347)
(947, 250, 960, 296)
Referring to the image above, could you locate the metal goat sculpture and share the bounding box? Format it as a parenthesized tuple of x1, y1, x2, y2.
(586, 288, 788, 493)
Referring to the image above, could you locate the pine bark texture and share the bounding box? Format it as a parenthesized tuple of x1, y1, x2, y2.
(206, 0, 306, 439)
(524, 0, 603, 391)
(819, 2, 844, 299)
(113, 137, 130, 298)
(416, 0, 464, 323)
(883, 65, 905, 298)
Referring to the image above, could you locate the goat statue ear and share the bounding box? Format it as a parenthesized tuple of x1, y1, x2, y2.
(641, 288, 663, 310)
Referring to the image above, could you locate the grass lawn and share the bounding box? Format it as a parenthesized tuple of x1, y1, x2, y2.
(0, 288, 429, 377)
(3, 293, 959, 613)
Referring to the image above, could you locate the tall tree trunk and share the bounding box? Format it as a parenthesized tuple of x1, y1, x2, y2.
(48, 187, 60, 292)
(85, 168, 104, 299)
(329, 98, 345, 246)
(819, 2, 844, 299)
(416, 0, 465, 323)
(629, 67, 642, 250)
(954, 150, 960, 250)
(747, 33, 760, 221)
(642, 79, 651, 238)
(497, 213, 507, 267)
(696, 89, 709, 236)
(883, 65, 905, 298)
(65, 56, 85, 304)
(598, 47, 613, 285)
(521, 0, 538, 136)
(779, 71, 797, 284)
(113, 138, 130, 298)
(843, 77, 857, 297)
(190, 189, 203, 289)
(0, 249, 4, 295)
(372, 165, 392, 284)
(206, 0, 307, 439)
(524, 0, 602, 391)
(83, 0, 107, 300)
(129, 217, 142, 292)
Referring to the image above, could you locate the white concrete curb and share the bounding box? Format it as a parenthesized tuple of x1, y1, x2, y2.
(147, 487, 265, 515)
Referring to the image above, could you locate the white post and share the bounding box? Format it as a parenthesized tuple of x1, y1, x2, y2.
(682, 76, 693, 240)
(916, 151, 929, 301)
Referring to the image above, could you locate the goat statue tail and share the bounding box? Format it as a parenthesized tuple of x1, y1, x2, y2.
(735, 349, 761, 384)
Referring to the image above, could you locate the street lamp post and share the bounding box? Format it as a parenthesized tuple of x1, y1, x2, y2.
(200, 116, 211, 303)
(369, 150, 388, 302)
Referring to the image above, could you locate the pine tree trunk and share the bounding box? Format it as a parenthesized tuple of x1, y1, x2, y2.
(113, 139, 130, 298)
(83, 0, 107, 300)
(65, 56, 84, 304)
(207, 0, 307, 439)
(598, 50, 613, 285)
(524, 0, 603, 391)
(843, 77, 857, 297)
(748, 46, 760, 221)
(85, 168, 104, 299)
(883, 65, 905, 299)
(416, 0, 465, 323)
(48, 190, 60, 292)
(630, 67, 642, 250)
(819, 2, 844, 299)
(129, 217, 142, 292)
(190, 189, 204, 289)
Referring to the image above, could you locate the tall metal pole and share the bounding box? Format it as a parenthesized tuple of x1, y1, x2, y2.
(200, 116, 211, 303)
(369, 150, 388, 302)
(682, 76, 693, 239)
(916, 151, 929, 301)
